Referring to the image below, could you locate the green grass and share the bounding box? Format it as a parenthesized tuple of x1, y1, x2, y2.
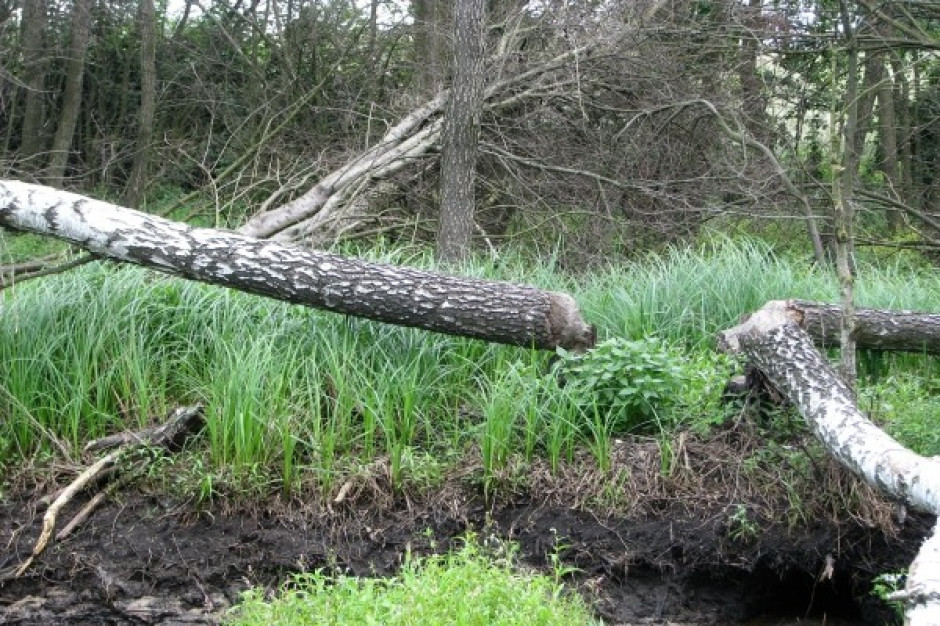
(0, 238, 938, 488)
(580, 238, 940, 348)
(0, 230, 70, 264)
(860, 372, 940, 457)
(227, 536, 599, 626)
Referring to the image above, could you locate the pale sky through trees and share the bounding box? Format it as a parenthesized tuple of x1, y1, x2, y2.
(165, 0, 409, 26)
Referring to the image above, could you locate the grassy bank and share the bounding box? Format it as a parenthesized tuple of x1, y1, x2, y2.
(1, 238, 938, 494)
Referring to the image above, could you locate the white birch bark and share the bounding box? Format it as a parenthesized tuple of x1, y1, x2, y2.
(0, 180, 595, 351)
(720, 300, 940, 625)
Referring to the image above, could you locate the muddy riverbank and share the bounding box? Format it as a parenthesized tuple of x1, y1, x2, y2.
(1, 480, 928, 625)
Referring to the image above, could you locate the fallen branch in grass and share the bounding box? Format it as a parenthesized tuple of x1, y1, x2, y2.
(55, 471, 139, 541)
(719, 301, 940, 625)
(5, 405, 203, 580)
(12, 453, 122, 578)
(83, 405, 204, 453)
(0, 253, 97, 291)
(0, 253, 63, 274)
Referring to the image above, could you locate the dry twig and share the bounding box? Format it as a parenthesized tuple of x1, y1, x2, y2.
(5, 405, 203, 580)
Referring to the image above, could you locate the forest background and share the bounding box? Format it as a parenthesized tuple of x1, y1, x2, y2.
(1, 0, 936, 262)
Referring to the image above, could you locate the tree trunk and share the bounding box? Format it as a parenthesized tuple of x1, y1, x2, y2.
(910, 54, 925, 211)
(123, 0, 157, 208)
(367, 0, 379, 74)
(905, 523, 940, 626)
(781, 299, 940, 356)
(412, 0, 450, 95)
(718, 300, 940, 625)
(436, 0, 486, 263)
(875, 54, 902, 230)
(831, 7, 859, 388)
(892, 57, 916, 208)
(719, 300, 940, 512)
(3, 73, 19, 158)
(737, 0, 768, 144)
(45, 0, 94, 188)
(171, 0, 194, 40)
(852, 50, 881, 160)
(0, 180, 596, 352)
(19, 0, 48, 166)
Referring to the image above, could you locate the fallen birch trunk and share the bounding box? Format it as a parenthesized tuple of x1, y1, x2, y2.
(0, 180, 594, 351)
(719, 300, 940, 625)
(788, 299, 940, 356)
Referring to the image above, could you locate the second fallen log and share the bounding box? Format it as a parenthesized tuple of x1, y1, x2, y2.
(787, 299, 940, 356)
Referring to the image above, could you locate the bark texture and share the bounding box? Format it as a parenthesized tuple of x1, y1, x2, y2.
(719, 301, 940, 624)
(19, 0, 47, 163)
(719, 301, 940, 511)
(786, 299, 940, 356)
(123, 0, 157, 208)
(903, 521, 940, 626)
(45, 0, 94, 188)
(0, 181, 595, 352)
(436, 0, 487, 263)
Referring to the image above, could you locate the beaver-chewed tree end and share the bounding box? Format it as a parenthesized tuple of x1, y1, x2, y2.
(546, 292, 596, 352)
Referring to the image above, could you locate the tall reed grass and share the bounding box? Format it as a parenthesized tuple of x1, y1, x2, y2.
(1, 239, 937, 489)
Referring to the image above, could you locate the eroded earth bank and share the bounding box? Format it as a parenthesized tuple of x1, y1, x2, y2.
(1, 425, 929, 626)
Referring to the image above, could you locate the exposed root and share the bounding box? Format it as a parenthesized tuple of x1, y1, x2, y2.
(3, 405, 203, 580)
(12, 452, 119, 577)
(56, 471, 139, 541)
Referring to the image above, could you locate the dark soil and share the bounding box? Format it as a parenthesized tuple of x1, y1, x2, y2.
(0, 486, 930, 625)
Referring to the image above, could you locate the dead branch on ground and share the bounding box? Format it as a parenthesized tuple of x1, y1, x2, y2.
(4, 405, 203, 581)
